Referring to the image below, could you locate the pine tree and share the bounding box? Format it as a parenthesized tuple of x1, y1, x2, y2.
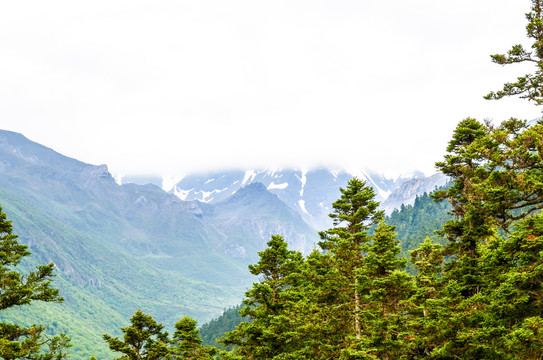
(220, 235, 303, 360)
(406, 238, 445, 358)
(345, 221, 413, 360)
(480, 213, 543, 359)
(430, 107, 543, 358)
(318, 178, 383, 346)
(171, 316, 216, 359)
(485, 0, 543, 107)
(283, 249, 344, 360)
(103, 309, 170, 360)
(0, 204, 71, 360)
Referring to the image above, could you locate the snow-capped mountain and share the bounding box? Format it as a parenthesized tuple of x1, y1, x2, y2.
(165, 168, 446, 231)
(380, 173, 448, 214)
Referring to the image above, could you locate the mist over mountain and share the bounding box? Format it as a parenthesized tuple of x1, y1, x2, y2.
(165, 168, 446, 230)
(0, 129, 447, 358)
(0, 130, 317, 358)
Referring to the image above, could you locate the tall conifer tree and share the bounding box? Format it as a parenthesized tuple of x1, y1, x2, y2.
(345, 221, 413, 360)
(318, 178, 383, 345)
(407, 238, 446, 358)
(171, 316, 216, 359)
(0, 204, 71, 360)
(220, 235, 303, 360)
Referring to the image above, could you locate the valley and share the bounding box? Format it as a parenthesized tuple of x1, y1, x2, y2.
(0, 129, 445, 359)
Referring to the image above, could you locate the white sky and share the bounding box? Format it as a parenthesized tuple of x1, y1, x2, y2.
(0, 0, 539, 180)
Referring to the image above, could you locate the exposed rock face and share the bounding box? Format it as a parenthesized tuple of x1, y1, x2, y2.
(169, 169, 448, 230)
(380, 173, 449, 214)
(208, 183, 318, 257)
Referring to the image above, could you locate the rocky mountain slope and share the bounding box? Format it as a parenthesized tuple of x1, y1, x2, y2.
(165, 168, 447, 231)
(380, 173, 448, 214)
(0, 129, 447, 359)
(0, 130, 318, 359)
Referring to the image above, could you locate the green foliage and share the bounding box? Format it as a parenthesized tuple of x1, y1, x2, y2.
(318, 178, 383, 345)
(387, 192, 450, 257)
(485, 0, 543, 107)
(479, 213, 543, 359)
(220, 179, 415, 360)
(199, 305, 246, 350)
(434, 118, 543, 235)
(103, 309, 170, 360)
(172, 316, 216, 359)
(220, 235, 303, 359)
(104, 310, 216, 360)
(415, 113, 543, 357)
(0, 204, 71, 359)
(351, 221, 413, 360)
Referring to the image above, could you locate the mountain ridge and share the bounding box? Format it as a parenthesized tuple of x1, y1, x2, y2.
(0, 128, 447, 359)
(0, 129, 318, 358)
(162, 167, 447, 231)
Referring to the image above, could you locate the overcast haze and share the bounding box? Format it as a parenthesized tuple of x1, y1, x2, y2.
(0, 0, 538, 181)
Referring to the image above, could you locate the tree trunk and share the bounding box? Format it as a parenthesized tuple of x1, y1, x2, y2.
(354, 275, 361, 339)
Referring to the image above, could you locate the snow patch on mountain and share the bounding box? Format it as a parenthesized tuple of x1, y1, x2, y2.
(167, 167, 447, 231)
(162, 175, 184, 192)
(347, 168, 391, 200)
(267, 182, 288, 190)
(298, 199, 309, 215)
(173, 186, 192, 201)
(296, 170, 307, 197)
(242, 170, 257, 185)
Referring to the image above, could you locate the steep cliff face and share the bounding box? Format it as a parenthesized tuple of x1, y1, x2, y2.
(380, 173, 449, 214)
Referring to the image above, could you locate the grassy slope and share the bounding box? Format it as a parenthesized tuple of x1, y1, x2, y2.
(0, 187, 243, 359)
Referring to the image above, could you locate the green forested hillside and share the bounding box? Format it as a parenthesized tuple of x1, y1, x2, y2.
(214, 118, 543, 359)
(387, 191, 451, 255)
(0, 187, 238, 358)
(0, 131, 318, 359)
(200, 305, 246, 349)
(199, 188, 452, 347)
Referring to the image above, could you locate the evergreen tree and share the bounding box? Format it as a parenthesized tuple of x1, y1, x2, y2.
(199, 305, 245, 349)
(407, 238, 446, 358)
(103, 309, 170, 360)
(430, 105, 543, 358)
(485, 0, 543, 107)
(434, 118, 543, 235)
(318, 178, 383, 345)
(480, 213, 543, 359)
(171, 316, 216, 359)
(0, 204, 71, 360)
(283, 249, 343, 360)
(220, 235, 303, 360)
(387, 192, 450, 257)
(345, 221, 413, 360)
